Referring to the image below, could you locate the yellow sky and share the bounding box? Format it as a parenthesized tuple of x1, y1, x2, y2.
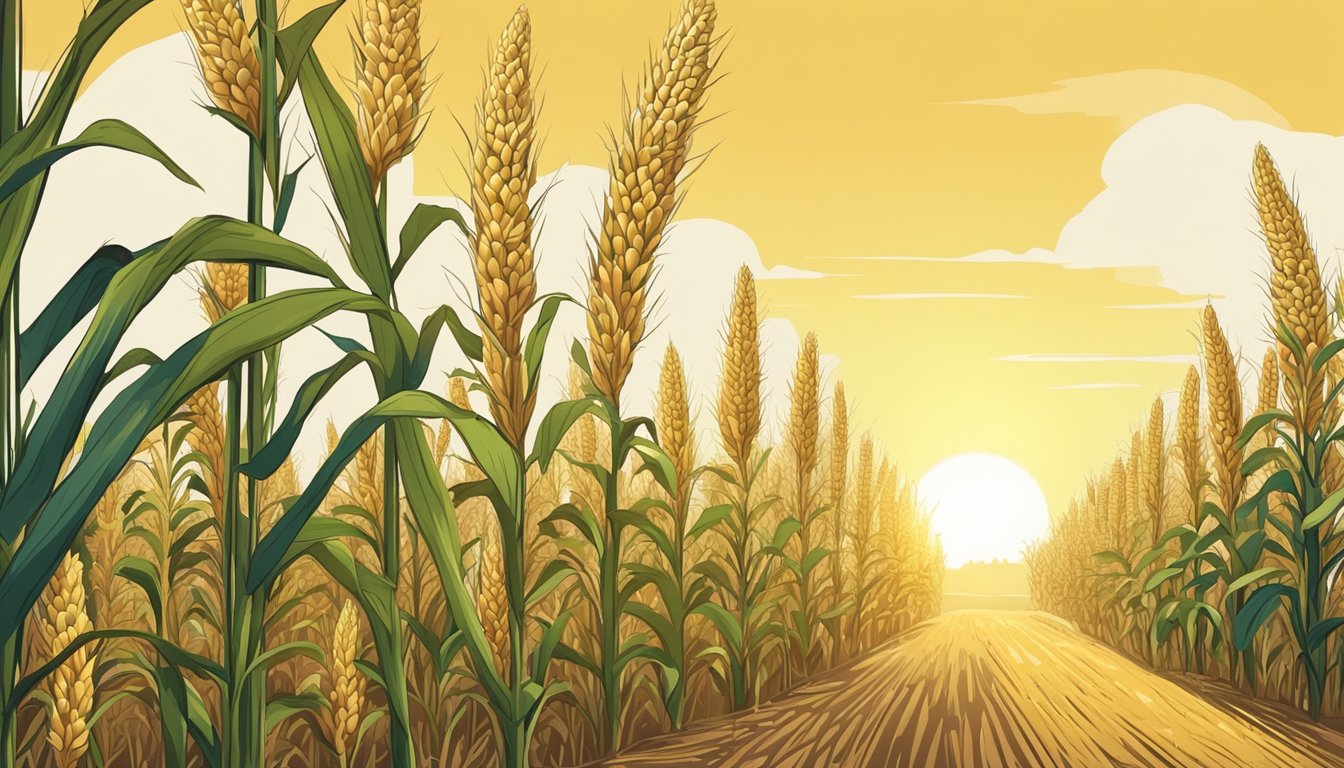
(25, 0, 1344, 523)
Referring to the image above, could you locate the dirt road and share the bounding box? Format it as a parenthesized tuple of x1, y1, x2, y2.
(597, 611, 1344, 767)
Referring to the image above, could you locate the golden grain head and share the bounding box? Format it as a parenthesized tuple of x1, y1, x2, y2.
(1253, 144, 1331, 363)
(657, 344, 694, 498)
(829, 382, 849, 509)
(181, 0, 262, 136)
(787, 333, 821, 476)
(477, 532, 510, 677)
(355, 0, 425, 190)
(1257, 346, 1280, 415)
(585, 0, 718, 402)
(471, 6, 538, 447)
(718, 266, 762, 472)
(1201, 305, 1244, 512)
(855, 436, 874, 522)
(1176, 365, 1201, 491)
(330, 599, 366, 758)
(200, 262, 248, 323)
(183, 383, 227, 512)
(43, 552, 95, 767)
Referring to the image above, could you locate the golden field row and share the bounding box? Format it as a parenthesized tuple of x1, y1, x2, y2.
(1029, 143, 1344, 722)
(0, 1, 941, 766)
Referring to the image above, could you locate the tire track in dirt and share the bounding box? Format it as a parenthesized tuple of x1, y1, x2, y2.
(595, 611, 1344, 767)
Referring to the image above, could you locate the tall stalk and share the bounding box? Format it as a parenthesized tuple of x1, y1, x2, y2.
(374, 178, 414, 766)
(0, 3, 20, 764)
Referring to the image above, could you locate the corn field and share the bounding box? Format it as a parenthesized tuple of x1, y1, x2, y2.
(1028, 143, 1344, 723)
(0, 1, 942, 766)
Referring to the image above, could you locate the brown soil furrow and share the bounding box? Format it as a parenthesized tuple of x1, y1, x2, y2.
(594, 611, 1344, 767)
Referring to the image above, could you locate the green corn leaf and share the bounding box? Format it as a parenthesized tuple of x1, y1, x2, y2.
(1237, 409, 1290, 451)
(247, 390, 517, 592)
(113, 556, 163, 630)
(245, 350, 384, 478)
(693, 602, 743, 650)
(393, 423, 511, 711)
(290, 48, 390, 299)
(392, 203, 469, 281)
(522, 294, 571, 396)
(1304, 487, 1344, 530)
(274, 0, 345, 106)
(1233, 583, 1297, 651)
(2, 217, 339, 541)
(1225, 566, 1289, 595)
(688, 504, 732, 541)
(414, 304, 484, 373)
(1305, 617, 1344, 653)
(0, 0, 157, 302)
(0, 118, 199, 203)
(272, 155, 313, 234)
(18, 243, 136, 389)
(1142, 566, 1183, 594)
(529, 398, 598, 472)
(0, 288, 383, 642)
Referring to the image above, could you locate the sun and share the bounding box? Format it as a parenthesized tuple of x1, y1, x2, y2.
(916, 453, 1050, 568)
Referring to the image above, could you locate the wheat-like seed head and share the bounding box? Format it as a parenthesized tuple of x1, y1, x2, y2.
(585, 0, 718, 402)
(354, 0, 424, 190)
(1203, 305, 1244, 515)
(353, 432, 384, 555)
(471, 7, 538, 447)
(1108, 457, 1127, 543)
(787, 333, 821, 478)
(1176, 365, 1202, 509)
(326, 419, 341, 456)
(1253, 144, 1331, 435)
(329, 599, 366, 761)
(657, 344, 694, 502)
(1142, 397, 1165, 539)
(183, 383, 227, 513)
(477, 532, 510, 677)
(43, 552, 95, 768)
(1125, 432, 1141, 539)
(181, 0, 261, 136)
(1257, 346, 1280, 415)
(829, 383, 848, 510)
(855, 436, 874, 529)
(200, 262, 248, 323)
(718, 266, 761, 475)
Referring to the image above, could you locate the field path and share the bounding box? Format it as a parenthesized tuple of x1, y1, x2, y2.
(596, 610, 1344, 767)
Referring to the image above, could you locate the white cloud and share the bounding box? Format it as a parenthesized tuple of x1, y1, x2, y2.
(950, 70, 1291, 129)
(21, 34, 818, 478)
(1105, 300, 1213, 310)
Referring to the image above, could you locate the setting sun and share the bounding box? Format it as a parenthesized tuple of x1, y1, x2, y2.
(917, 454, 1050, 568)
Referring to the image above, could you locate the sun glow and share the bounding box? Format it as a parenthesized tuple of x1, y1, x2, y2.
(916, 453, 1050, 568)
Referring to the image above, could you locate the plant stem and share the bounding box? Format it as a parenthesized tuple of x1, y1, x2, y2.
(601, 426, 622, 754)
(376, 180, 415, 767)
(0, 3, 20, 766)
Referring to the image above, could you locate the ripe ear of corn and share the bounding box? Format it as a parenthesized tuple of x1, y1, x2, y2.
(41, 552, 95, 768)
(658, 344, 694, 502)
(354, 0, 425, 190)
(180, 0, 262, 136)
(1254, 144, 1331, 435)
(718, 266, 762, 475)
(471, 7, 538, 448)
(586, 0, 718, 403)
(1203, 306, 1244, 516)
(329, 599, 366, 766)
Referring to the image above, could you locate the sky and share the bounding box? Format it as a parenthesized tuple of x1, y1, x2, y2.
(22, 0, 1344, 534)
